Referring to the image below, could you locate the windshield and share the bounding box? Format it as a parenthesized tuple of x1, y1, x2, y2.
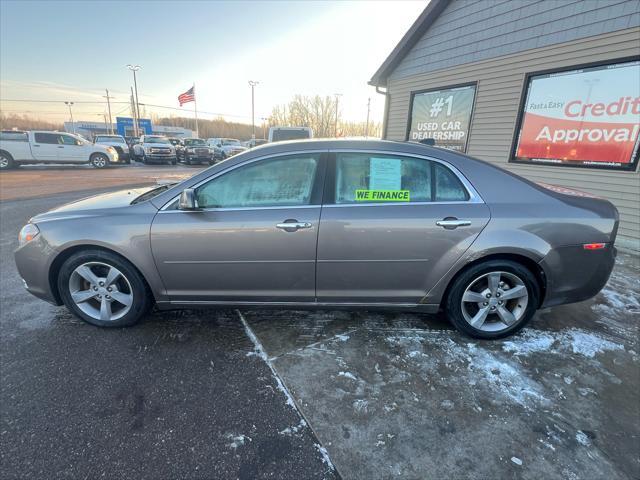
(168, 139, 181, 145)
(222, 139, 241, 146)
(145, 137, 170, 144)
(184, 139, 207, 146)
(95, 136, 125, 143)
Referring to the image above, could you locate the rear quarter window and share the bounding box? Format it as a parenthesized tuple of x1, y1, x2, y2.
(0, 131, 28, 141)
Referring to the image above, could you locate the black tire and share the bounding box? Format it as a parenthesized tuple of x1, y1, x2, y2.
(171, 159, 177, 165)
(90, 153, 109, 169)
(141, 153, 147, 164)
(0, 151, 15, 170)
(58, 249, 152, 328)
(444, 259, 539, 339)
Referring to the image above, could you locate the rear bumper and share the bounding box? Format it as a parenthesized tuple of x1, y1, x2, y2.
(539, 243, 616, 308)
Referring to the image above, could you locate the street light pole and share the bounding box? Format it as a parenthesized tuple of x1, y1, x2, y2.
(248, 80, 259, 141)
(126, 65, 142, 134)
(333, 93, 342, 137)
(64, 101, 75, 133)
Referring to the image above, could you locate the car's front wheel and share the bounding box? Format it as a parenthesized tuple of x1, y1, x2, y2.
(58, 250, 152, 327)
(90, 153, 109, 169)
(445, 260, 539, 339)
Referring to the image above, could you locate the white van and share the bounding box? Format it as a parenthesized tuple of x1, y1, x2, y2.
(267, 126, 313, 143)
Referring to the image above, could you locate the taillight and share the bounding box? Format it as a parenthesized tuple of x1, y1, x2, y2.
(583, 243, 606, 250)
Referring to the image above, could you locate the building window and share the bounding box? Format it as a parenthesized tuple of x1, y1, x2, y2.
(406, 83, 476, 153)
(511, 58, 640, 171)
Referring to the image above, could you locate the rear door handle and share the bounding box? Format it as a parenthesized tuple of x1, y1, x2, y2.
(436, 218, 471, 229)
(276, 221, 312, 231)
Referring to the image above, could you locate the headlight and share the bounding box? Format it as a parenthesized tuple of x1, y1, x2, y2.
(106, 146, 116, 154)
(18, 223, 40, 247)
(186, 147, 195, 153)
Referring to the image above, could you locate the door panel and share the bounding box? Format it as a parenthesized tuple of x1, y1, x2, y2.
(58, 135, 86, 161)
(31, 133, 59, 161)
(316, 151, 490, 304)
(316, 203, 490, 303)
(150, 152, 327, 302)
(151, 207, 320, 301)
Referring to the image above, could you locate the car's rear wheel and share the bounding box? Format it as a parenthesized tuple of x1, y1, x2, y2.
(90, 153, 109, 169)
(58, 250, 151, 327)
(445, 260, 539, 339)
(1, 152, 16, 170)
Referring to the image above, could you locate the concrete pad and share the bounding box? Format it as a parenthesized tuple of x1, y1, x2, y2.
(243, 253, 639, 479)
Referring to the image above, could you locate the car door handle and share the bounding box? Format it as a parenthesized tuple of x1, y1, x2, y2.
(436, 218, 471, 229)
(57, 146, 64, 148)
(276, 221, 312, 231)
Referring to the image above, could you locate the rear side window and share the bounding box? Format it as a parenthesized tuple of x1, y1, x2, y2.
(333, 153, 469, 204)
(34, 133, 60, 144)
(0, 131, 28, 141)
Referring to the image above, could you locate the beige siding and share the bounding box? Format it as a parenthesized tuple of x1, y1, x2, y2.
(385, 27, 640, 249)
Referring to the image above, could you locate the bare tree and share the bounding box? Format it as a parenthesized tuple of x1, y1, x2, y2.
(268, 95, 381, 138)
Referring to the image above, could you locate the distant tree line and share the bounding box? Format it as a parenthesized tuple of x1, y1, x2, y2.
(1, 94, 381, 140)
(0, 113, 63, 131)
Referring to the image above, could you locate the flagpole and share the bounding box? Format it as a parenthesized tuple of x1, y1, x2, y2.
(193, 83, 199, 138)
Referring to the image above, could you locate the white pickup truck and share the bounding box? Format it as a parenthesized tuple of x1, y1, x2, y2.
(0, 130, 120, 170)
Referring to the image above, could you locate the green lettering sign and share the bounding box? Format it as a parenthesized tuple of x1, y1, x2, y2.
(355, 190, 410, 202)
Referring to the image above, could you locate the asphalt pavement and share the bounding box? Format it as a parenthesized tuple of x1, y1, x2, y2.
(0, 190, 338, 480)
(1, 183, 638, 480)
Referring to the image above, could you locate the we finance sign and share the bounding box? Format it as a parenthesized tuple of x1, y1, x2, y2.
(512, 60, 640, 171)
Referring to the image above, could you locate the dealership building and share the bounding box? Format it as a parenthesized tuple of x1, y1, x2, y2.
(63, 118, 193, 140)
(370, 0, 640, 250)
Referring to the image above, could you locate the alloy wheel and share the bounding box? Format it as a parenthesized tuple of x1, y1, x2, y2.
(460, 271, 529, 332)
(68, 262, 133, 322)
(0, 155, 9, 168)
(92, 155, 107, 168)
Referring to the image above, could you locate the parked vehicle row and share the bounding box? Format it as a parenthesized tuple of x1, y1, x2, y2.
(0, 125, 315, 170)
(0, 130, 120, 169)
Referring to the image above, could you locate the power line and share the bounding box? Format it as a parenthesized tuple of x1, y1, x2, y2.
(0, 99, 131, 104)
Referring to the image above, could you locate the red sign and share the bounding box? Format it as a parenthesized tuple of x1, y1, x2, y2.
(512, 60, 640, 171)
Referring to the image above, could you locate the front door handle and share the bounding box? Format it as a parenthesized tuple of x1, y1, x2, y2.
(57, 146, 64, 148)
(276, 221, 312, 232)
(436, 218, 471, 229)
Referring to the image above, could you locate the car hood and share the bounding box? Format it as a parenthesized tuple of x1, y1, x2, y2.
(143, 143, 173, 148)
(31, 186, 158, 222)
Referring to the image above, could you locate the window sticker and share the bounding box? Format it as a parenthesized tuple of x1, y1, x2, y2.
(369, 157, 401, 190)
(355, 189, 410, 202)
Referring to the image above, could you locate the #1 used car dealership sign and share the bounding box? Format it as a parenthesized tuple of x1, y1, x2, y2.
(512, 59, 640, 171)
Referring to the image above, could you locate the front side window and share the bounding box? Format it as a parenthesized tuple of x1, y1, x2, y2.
(59, 134, 79, 145)
(196, 155, 320, 209)
(334, 153, 468, 204)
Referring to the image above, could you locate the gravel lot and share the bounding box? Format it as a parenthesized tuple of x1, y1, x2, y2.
(1, 169, 638, 479)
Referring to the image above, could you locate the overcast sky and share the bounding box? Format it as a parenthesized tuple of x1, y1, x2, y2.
(0, 0, 426, 125)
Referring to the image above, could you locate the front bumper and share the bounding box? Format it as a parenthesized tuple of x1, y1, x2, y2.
(14, 236, 61, 305)
(539, 243, 617, 308)
(145, 154, 176, 163)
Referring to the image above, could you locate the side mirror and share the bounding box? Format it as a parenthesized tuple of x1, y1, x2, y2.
(178, 188, 200, 210)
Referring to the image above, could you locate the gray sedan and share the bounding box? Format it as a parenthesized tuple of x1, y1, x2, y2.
(15, 140, 618, 339)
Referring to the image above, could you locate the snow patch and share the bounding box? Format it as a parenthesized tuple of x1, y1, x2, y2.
(278, 419, 307, 436)
(576, 431, 591, 446)
(511, 456, 523, 466)
(501, 328, 624, 358)
(225, 433, 251, 449)
(338, 371, 357, 380)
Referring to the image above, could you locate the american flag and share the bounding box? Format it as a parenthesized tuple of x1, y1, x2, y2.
(178, 86, 195, 106)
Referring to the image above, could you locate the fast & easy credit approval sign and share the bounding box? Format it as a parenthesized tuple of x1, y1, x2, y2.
(512, 60, 640, 170)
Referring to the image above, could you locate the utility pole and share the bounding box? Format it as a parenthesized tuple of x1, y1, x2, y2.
(126, 64, 142, 133)
(103, 89, 114, 134)
(334, 93, 342, 137)
(261, 117, 268, 139)
(64, 101, 75, 133)
(248, 80, 259, 141)
(130, 87, 138, 136)
(365, 97, 371, 137)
